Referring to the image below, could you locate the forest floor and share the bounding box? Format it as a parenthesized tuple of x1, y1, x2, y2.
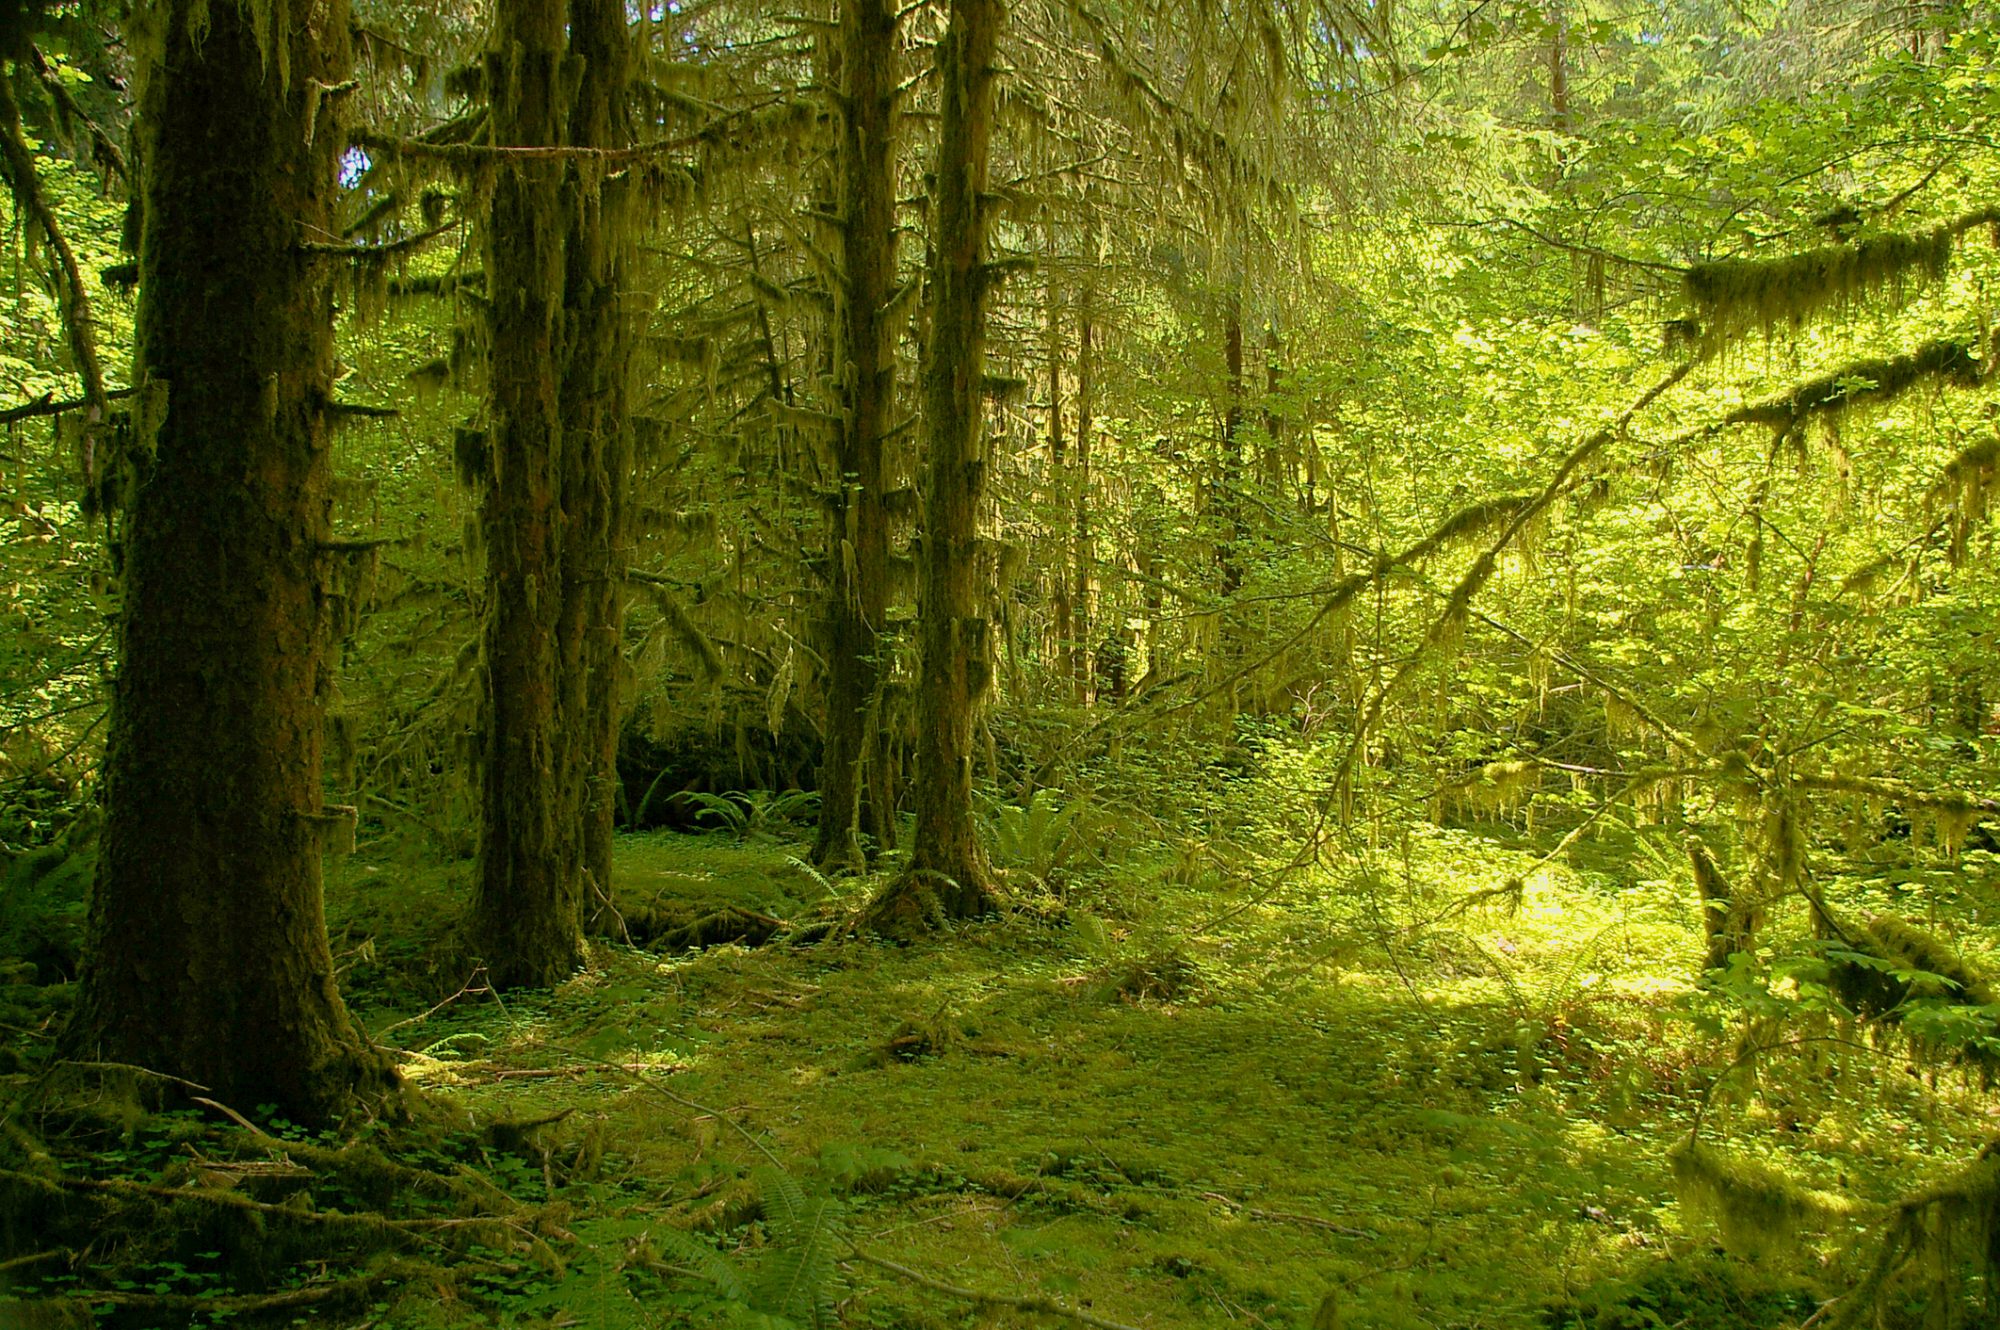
(5, 816, 1998, 1328)
(305, 821, 1995, 1329)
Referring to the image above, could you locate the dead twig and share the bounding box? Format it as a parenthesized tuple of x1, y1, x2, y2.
(848, 1246, 1147, 1330)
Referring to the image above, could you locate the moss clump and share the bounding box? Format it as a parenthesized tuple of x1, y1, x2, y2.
(1687, 228, 1955, 350)
(1836, 1146, 2000, 1329)
(1727, 338, 1979, 432)
(1669, 1138, 1861, 1259)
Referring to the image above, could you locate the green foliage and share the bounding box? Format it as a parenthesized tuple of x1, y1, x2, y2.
(0, 810, 92, 978)
(687, 790, 821, 842)
(982, 787, 1090, 888)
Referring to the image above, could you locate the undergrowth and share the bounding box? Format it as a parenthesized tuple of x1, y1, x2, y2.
(3, 800, 1998, 1328)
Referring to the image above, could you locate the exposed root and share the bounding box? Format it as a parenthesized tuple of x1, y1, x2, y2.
(857, 868, 1000, 940)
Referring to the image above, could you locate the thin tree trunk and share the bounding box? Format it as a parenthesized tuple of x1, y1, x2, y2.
(1044, 230, 1073, 696)
(1074, 269, 1095, 703)
(864, 0, 1003, 932)
(561, 0, 635, 913)
(63, 0, 394, 1125)
(468, 0, 583, 988)
(813, 0, 900, 873)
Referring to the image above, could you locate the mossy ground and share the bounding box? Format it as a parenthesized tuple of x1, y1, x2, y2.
(179, 814, 1989, 1330)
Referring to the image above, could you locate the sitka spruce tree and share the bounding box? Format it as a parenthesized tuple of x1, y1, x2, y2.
(810, 0, 903, 874)
(466, 0, 583, 988)
(62, 0, 396, 1123)
(862, 0, 1005, 932)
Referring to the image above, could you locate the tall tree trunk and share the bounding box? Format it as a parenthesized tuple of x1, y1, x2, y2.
(467, 0, 583, 987)
(1044, 230, 1073, 697)
(1218, 293, 1246, 600)
(560, 0, 635, 915)
(812, 0, 900, 873)
(1073, 269, 1095, 703)
(865, 0, 1002, 932)
(63, 0, 394, 1124)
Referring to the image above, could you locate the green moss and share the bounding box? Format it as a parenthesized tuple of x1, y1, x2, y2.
(1686, 228, 1955, 350)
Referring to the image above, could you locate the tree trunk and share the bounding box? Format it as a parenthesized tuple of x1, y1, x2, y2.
(1073, 272, 1096, 703)
(560, 0, 635, 917)
(864, 0, 1002, 933)
(63, 0, 394, 1125)
(1044, 232, 1073, 697)
(467, 0, 583, 988)
(812, 0, 900, 874)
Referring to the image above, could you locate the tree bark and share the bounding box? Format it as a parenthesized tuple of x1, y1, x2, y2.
(467, 0, 584, 988)
(864, 0, 1002, 933)
(812, 0, 900, 874)
(1073, 272, 1096, 704)
(63, 0, 394, 1125)
(560, 0, 636, 916)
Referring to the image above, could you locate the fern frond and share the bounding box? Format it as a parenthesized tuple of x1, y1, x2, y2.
(752, 1195, 845, 1326)
(650, 1227, 750, 1304)
(752, 1163, 809, 1231)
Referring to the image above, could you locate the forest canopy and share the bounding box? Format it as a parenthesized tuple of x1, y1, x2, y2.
(7, 0, 2000, 1327)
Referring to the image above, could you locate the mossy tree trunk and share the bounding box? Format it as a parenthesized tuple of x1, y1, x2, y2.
(63, 0, 394, 1125)
(1073, 274, 1096, 703)
(812, 0, 901, 874)
(467, 0, 584, 988)
(865, 0, 1003, 932)
(559, 0, 635, 910)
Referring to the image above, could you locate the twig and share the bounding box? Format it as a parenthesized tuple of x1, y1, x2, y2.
(375, 968, 492, 1041)
(46, 1060, 212, 1093)
(0, 1249, 63, 1273)
(300, 220, 460, 258)
(848, 1246, 1147, 1330)
(0, 385, 134, 425)
(1199, 1191, 1375, 1237)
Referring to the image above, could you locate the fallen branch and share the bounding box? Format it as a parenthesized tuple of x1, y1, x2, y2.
(848, 1246, 1147, 1330)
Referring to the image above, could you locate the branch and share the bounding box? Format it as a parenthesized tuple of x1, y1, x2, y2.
(0, 385, 135, 425)
(0, 75, 109, 485)
(300, 220, 460, 258)
(848, 1247, 1147, 1330)
(1478, 216, 1687, 274)
(29, 45, 128, 181)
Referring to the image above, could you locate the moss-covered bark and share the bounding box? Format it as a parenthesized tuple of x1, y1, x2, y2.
(865, 0, 1003, 932)
(62, 0, 395, 1124)
(559, 0, 636, 908)
(467, 0, 583, 988)
(812, 0, 901, 874)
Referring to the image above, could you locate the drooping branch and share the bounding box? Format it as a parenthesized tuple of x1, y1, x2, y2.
(1723, 337, 1979, 431)
(29, 45, 127, 182)
(0, 72, 109, 482)
(1686, 207, 2000, 350)
(299, 219, 460, 258)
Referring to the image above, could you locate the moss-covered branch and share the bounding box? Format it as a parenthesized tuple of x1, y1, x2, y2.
(0, 73, 109, 481)
(1687, 206, 2000, 349)
(1724, 338, 1979, 430)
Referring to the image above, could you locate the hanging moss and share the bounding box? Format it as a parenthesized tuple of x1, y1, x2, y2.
(1727, 338, 1979, 432)
(1687, 835, 1761, 973)
(1669, 1138, 1861, 1260)
(1687, 226, 1956, 350)
(1932, 436, 2000, 566)
(1835, 1147, 2000, 1329)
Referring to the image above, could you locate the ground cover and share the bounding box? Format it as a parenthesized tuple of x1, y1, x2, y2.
(4, 810, 1997, 1328)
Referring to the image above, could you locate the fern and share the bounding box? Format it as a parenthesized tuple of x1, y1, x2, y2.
(984, 788, 1089, 885)
(750, 1165, 845, 1326)
(650, 1227, 749, 1304)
